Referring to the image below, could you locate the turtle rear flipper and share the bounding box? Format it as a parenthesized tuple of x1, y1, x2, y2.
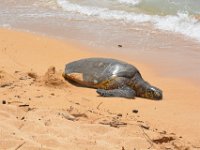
(96, 87, 135, 99)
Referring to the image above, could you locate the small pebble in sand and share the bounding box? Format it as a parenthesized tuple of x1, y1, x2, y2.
(62, 113, 77, 121)
(159, 130, 167, 134)
(14, 71, 20, 73)
(19, 76, 27, 80)
(51, 93, 55, 96)
(117, 113, 123, 117)
(118, 44, 122, 48)
(2, 100, 6, 104)
(0, 83, 12, 88)
(27, 72, 38, 79)
(132, 109, 139, 113)
(140, 123, 150, 130)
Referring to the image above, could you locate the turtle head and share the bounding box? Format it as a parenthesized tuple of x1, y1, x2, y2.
(144, 86, 163, 100)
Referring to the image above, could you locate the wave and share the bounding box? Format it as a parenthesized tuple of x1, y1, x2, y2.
(117, 0, 140, 6)
(154, 12, 200, 42)
(56, 0, 108, 16)
(57, 0, 200, 42)
(56, 0, 152, 22)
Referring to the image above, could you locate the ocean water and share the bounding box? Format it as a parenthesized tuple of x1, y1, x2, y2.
(0, 0, 200, 82)
(1, 0, 200, 41)
(56, 0, 200, 41)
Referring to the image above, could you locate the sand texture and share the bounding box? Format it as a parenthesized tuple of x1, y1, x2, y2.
(0, 29, 200, 150)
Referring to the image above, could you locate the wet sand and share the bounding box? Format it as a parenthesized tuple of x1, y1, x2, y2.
(0, 28, 200, 149)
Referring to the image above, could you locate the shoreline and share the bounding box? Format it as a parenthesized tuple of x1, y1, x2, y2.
(4, 24, 200, 86)
(1, 28, 200, 149)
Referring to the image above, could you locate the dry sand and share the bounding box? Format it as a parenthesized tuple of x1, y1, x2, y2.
(0, 28, 200, 150)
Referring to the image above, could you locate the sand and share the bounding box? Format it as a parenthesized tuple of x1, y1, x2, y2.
(0, 28, 200, 150)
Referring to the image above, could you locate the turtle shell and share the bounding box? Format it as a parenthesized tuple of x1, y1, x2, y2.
(63, 58, 139, 88)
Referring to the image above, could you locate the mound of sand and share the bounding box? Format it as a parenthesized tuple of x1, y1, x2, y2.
(33, 66, 68, 88)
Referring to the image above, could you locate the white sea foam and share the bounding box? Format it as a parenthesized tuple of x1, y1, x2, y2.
(57, 0, 200, 42)
(117, 0, 140, 6)
(153, 12, 200, 42)
(57, 0, 108, 16)
(56, 0, 151, 22)
(0, 24, 11, 28)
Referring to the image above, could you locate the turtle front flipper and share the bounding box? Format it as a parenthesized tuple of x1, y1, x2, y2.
(96, 86, 135, 99)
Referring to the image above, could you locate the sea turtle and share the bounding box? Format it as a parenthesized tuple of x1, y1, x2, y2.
(63, 58, 162, 100)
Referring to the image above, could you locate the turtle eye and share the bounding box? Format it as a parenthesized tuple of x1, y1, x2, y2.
(149, 87, 163, 100)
